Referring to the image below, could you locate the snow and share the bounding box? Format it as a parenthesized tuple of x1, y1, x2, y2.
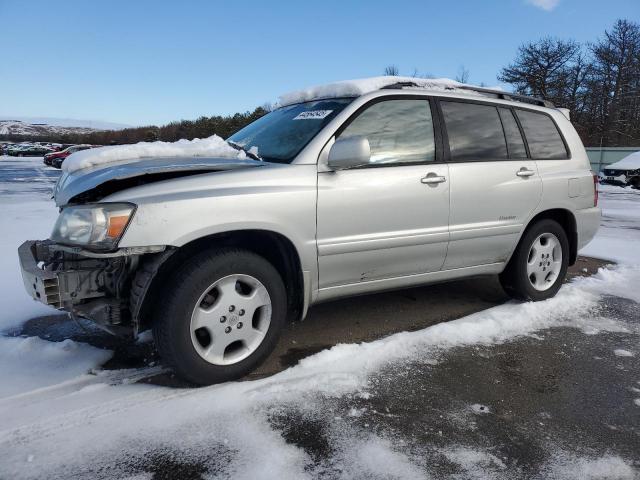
(613, 349, 634, 357)
(605, 151, 640, 170)
(1, 156, 640, 477)
(544, 453, 637, 480)
(278, 76, 468, 106)
(579, 184, 640, 265)
(442, 446, 507, 473)
(0, 159, 58, 331)
(2, 265, 639, 478)
(0, 336, 111, 398)
(62, 134, 248, 173)
(470, 403, 491, 414)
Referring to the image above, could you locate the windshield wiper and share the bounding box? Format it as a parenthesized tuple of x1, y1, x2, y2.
(227, 141, 261, 161)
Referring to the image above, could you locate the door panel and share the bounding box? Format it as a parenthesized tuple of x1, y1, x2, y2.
(438, 100, 542, 269)
(444, 161, 541, 269)
(317, 164, 450, 288)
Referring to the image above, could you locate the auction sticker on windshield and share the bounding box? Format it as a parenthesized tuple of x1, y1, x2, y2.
(293, 110, 333, 120)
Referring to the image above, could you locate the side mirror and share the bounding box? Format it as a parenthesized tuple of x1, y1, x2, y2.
(328, 136, 371, 170)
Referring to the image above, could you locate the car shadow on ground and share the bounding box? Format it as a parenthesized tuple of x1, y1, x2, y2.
(8, 256, 610, 388)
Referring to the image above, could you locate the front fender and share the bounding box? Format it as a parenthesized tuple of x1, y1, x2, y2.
(108, 164, 318, 274)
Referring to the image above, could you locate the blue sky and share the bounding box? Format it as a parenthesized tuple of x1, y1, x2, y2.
(1, 0, 638, 126)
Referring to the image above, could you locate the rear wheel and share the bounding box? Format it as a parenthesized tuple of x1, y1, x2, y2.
(499, 219, 569, 301)
(152, 248, 286, 385)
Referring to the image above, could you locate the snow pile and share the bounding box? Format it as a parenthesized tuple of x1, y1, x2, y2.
(0, 336, 111, 399)
(62, 135, 248, 173)
(0, 196, 57, 332)
(580, 185, 640, 265)
(605, 151, 640, 170)
(278, 76, 467, 106)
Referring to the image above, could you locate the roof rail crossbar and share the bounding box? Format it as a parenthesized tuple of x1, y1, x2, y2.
(380, 81, 554, 108)
(457, 85, 554, 108)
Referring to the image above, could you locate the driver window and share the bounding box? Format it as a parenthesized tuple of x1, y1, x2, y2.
(339, 99, 435, 165)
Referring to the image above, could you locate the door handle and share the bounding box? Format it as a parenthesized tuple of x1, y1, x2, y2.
(421, 174, 446, 184)
(516, 168, 535, 177)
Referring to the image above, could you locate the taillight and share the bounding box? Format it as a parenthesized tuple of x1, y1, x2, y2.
(592, 173, 598, 207)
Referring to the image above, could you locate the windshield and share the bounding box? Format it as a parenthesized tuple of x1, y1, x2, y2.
(227, 98, 353, 163)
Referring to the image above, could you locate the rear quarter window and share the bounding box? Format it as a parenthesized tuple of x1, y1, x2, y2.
(497, 108, 527, 159)
(516, 110, 569, 160)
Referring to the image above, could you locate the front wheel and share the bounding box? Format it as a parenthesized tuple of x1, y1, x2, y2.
(152, 248, 287, 385)
(499, 219, 569, 301)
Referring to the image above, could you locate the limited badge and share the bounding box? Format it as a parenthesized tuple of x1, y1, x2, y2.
(293, 110, 333, 120)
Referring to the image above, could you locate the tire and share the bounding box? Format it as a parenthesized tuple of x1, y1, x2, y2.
(152, 247, 287, 385)
(499, 219, 569, 301)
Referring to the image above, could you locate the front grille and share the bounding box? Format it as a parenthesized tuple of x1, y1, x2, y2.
(604, 169, 625, 176)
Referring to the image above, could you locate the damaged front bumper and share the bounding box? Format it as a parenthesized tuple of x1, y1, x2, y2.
(19, 240, 166, 335)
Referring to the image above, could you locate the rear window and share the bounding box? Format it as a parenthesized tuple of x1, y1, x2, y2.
(516, 110, 568, 159)
(441, 101, 507, 161)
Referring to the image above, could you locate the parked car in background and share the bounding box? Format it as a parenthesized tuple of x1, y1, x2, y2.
(8, 144, 54, 156)
(45, 144, 94, 168)
(600, 151, 640, 189)
(19, 78, 600, 385)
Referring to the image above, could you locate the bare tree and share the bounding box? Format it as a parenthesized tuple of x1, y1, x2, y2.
(498, 37, 581, 103)
(499, 20, 640, 147)
(586, 19, 640, 146)
(384, 65, 399, 76)
(455, 65, 470, 83)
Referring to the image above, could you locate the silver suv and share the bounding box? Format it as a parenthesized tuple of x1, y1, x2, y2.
(19, 79, 600, 385)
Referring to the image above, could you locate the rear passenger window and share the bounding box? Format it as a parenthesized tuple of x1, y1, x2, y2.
(516, 110, 568, 159)
(441, 102, 507, 161)
(498, 108, 527, 159)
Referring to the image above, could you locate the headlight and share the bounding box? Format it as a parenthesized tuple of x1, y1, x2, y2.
(51, 203, 136, 251)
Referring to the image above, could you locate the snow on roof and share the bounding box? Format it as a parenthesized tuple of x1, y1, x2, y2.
(62, 134, 248, 173)
(278, 76, 469, 106)
(606, 151, 640, 170)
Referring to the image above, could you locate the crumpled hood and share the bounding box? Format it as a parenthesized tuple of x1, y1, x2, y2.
(53, 156, 264, 206)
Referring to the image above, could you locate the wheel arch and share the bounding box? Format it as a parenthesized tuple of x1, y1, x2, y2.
(134, 229, 306, 334)
(518, 208, 578, 266)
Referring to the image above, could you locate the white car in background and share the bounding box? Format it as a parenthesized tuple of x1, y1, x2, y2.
(600, 151, 640, 189)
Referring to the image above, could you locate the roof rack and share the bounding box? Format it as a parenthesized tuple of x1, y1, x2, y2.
(457, 85, 554, 108)
(380, 81, 554, 108)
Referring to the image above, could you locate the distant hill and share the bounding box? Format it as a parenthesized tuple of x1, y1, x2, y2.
(0, 119, 100, 137)
(0, 107, 269, 145)
(4, 116, 131, 131)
